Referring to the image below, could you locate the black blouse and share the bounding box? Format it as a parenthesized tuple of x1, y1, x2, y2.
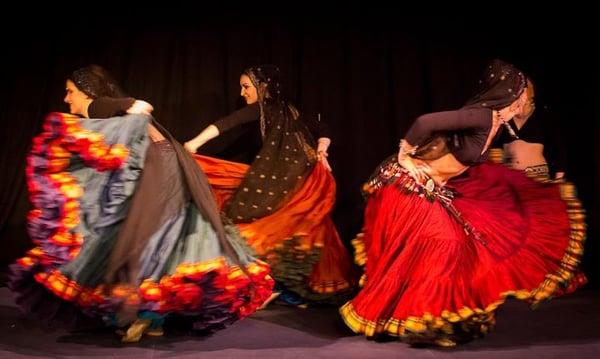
(404, 107, 495, 166)
(88, 97, 136, 118)
(213, 103, 331, 140)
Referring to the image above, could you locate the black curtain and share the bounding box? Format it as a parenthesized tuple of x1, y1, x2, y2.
(2, 13, 598, 285)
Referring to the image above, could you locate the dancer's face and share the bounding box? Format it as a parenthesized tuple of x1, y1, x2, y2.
(240, 74, 258, 105)
(64, 80, 92, 117)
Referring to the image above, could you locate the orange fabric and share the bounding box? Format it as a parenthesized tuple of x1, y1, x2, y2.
(237, 163, 336, 254)
(192, 155, 248, 208)
(194, 154, 354, 293)
(307, 216, 353, 293)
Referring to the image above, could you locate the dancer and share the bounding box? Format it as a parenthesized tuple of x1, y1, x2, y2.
(185, 65, 355, 305)
(10, 64, 273, 343)
(340, 59, 586, 346)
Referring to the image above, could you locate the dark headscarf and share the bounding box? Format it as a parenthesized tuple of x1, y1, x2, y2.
(464, 59, 527, 110)
(224, 65, 317, 222)
(69, 64, 126, 99)
(409, 59, 528, 160)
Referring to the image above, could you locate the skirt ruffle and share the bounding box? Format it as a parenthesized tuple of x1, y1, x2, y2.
(11, 112, 273, 331)
(195, 155, 355, 302)
(341, 162, 585, 343)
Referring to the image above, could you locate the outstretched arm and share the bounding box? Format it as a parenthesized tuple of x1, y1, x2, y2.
(184, 125, 220, 153)
(184, 103, 260, 153)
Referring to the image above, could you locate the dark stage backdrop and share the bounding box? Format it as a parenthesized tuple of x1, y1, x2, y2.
(1, 14, 598, 285)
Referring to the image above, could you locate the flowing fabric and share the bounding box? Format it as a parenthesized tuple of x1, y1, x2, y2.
(9, 112, 273, 331)
(341, 161, 586, 343)
(194, 154, 355, 301)
(341, 59, 585, 344)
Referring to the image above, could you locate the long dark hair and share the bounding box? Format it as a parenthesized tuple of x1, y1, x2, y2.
(69, 64, 126, 99)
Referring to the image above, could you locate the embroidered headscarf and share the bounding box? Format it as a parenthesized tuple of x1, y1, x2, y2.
(464, 59, 527, 110)
(225, 65, 318, 222)
(70, 64, 126, 99)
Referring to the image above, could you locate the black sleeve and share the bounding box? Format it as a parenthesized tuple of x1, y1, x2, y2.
(492, 119, 516, 147)
(213, 103, 260, 133)
(88, 97, 136, 119)
(405, 108, 491, 146)
(302, 112, 331, 139)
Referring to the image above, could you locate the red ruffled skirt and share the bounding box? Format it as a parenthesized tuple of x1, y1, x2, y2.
(341, 162, 586, 343)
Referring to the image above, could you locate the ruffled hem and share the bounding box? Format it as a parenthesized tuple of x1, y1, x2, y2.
(13, 112, 274, 329)
(341, 163, 586, 342)
(195, 155, 356, 302)
(13, 255, 273, 327)
(25, 112, 137, 269)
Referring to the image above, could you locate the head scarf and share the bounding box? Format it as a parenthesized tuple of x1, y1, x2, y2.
(225, 65, 317, 222)
(70, 64, 126, 99)
(464, 59, 527, 110)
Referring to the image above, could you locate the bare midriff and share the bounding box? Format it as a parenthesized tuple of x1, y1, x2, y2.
(414, 153, 469, 186)
(503, 140, 546, 170)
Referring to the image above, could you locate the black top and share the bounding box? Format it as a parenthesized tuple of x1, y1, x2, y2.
(403, 59, 529, 167)
(88, 97, 136, 118)
(213, 103, 331, 140)
(494, 105, 566, 174)
(405, 107, 495, 166)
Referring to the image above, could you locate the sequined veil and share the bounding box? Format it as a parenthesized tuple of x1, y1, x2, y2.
(225, 65, 318, 222)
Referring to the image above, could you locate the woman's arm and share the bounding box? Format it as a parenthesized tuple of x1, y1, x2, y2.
(397, 139, 430, 183)
(88, 97, 153, 118)
(405, 108, 491, 146)
(398, 108, 491, 184)
(317, 137, 332, 171)
(184, 103, 260, 153)
(127, 100, 153, 115)
(88, 97, 136, 118)
(302, 112, 333, 171)
(184, 124, 220, 153)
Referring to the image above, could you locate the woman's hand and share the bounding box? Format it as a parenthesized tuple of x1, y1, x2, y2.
(398, 154, 430, 184)
(317, 137, 332, 171)
(184, 140, 200, 153)
(318, 150, 332, 171)
(397, 139, 429, 183)
(127, 100, 154, 115)
(184, 125, 220, 153)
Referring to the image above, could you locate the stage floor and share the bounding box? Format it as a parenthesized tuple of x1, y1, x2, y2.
(1, 287, 599, 358)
